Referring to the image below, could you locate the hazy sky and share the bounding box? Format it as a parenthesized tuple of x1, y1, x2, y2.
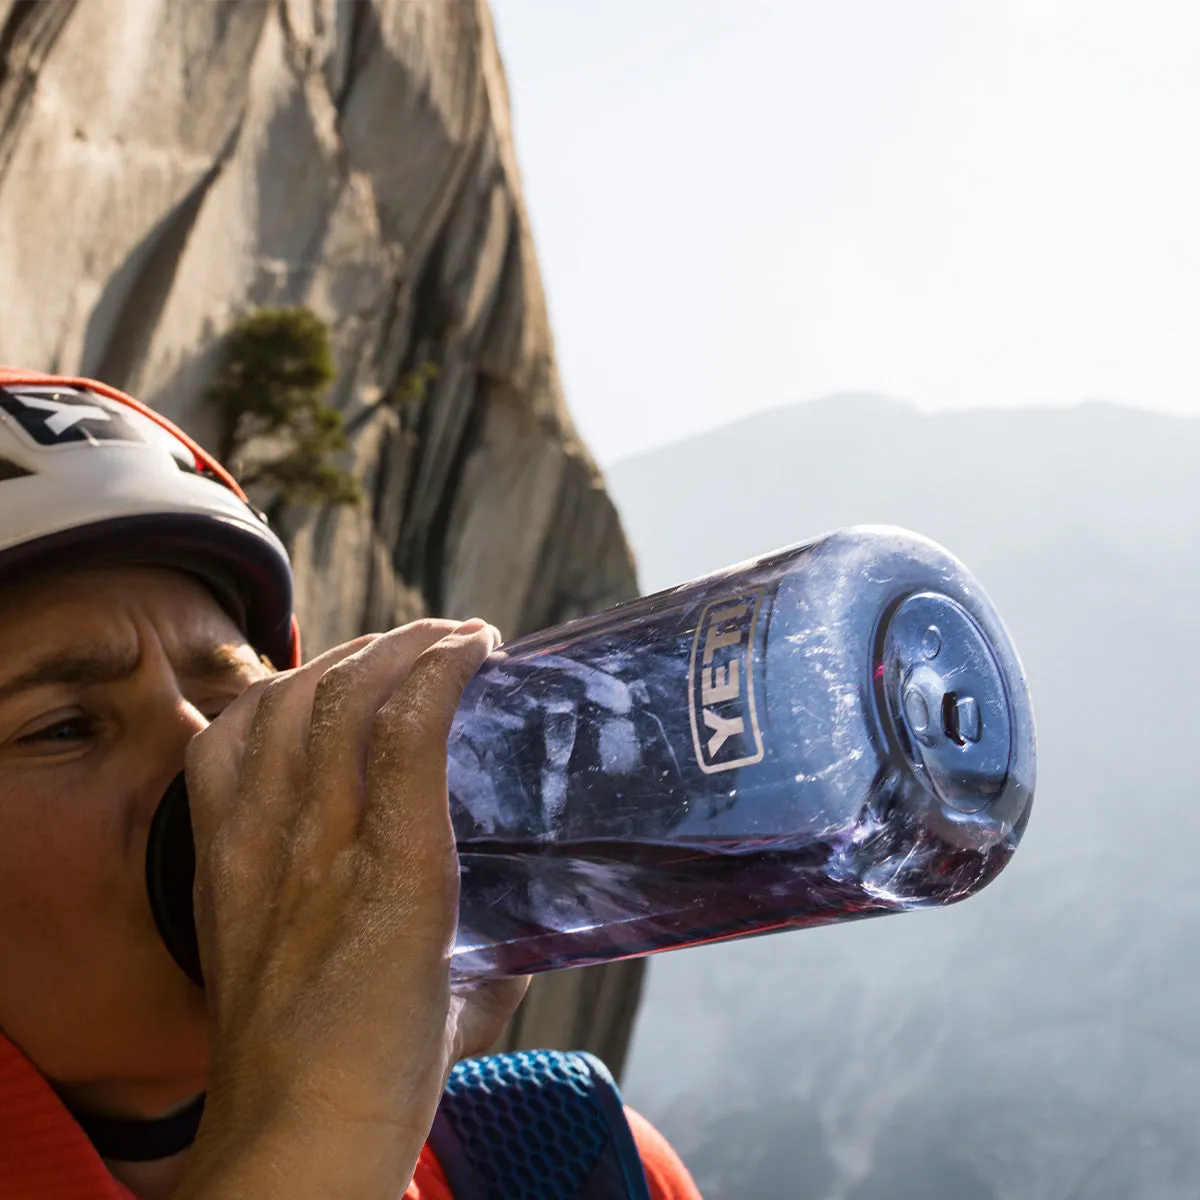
(489, 0, 1200, 465)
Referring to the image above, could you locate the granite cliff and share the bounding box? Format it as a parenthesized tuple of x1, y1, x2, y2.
(0, 0, 644, 1073)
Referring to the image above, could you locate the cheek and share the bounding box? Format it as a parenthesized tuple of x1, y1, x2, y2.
(0, 775, 134, 983)
(0, 774, 206, 1082)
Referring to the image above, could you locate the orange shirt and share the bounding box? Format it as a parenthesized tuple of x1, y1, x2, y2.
(0, 1032, 700, 1200)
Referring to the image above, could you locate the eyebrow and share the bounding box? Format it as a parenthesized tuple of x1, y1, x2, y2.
(0, 642, 262, 704)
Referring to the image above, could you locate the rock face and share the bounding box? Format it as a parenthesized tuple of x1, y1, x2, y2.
(0, 0, 644, 1075)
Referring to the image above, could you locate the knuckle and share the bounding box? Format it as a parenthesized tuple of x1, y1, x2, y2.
(400, 649, 461, 703)
(252, 673, 293, 714)
(367, 634, 486, 744)
(237, 672, 285, 715)
(240, 675, 296, 750)
(426, 636, 486, 686)
(312, 659, 360, 708)
(201, 674, 274, 734)
(413, 638, 464, 670)
(231, 678, 286, 734)
(372, 692, 427, 743)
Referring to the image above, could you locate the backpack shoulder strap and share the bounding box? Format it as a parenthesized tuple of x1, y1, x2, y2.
(429, 1050, 653, 1200)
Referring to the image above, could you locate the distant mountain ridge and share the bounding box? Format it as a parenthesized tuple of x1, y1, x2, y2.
(611, 395, 1200, 1200)
(609, 390, 1200, 589)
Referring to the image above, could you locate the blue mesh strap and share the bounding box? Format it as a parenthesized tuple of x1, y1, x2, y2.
(429, 1050, 653, 1200)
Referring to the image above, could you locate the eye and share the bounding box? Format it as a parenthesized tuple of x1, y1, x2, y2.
(18, 715, 98, 746)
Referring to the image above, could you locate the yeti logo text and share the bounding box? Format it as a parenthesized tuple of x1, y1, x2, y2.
(688, 593, 765, 773)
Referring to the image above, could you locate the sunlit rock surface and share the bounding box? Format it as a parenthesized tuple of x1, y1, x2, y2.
(0, 0, 642, 1074)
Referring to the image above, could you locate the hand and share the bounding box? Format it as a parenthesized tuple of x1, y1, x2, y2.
(176, 619, 529, 1198)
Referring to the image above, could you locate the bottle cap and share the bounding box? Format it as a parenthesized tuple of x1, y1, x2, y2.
(145, 772, 204, 987)
(880, 592, 1014, 814)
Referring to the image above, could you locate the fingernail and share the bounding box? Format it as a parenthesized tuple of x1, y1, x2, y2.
(488, 624, 504, 648)
(456, 617, 488, 634)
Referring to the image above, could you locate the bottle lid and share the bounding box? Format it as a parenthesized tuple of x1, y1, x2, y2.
(880, 592, 1014, 814)
(145, 771, 204, 987)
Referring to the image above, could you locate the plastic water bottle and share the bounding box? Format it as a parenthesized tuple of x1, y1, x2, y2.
(147, 525, 1035, 988)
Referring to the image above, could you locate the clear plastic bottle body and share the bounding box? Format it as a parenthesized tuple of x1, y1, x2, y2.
(447, 526, 1035, 982)
(145, 525, 1035, 991)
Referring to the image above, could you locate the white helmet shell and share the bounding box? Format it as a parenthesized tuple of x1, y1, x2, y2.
(0, 369, 298, 668)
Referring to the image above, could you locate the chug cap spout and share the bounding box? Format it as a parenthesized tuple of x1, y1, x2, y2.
(878, 592, 1015, 815)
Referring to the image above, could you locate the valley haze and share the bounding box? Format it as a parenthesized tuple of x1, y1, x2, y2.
(613, 394, 1200, 1200)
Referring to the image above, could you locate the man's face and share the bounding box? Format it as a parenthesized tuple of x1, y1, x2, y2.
(0, 565, 269, 1109)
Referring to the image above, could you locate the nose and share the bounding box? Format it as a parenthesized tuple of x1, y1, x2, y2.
(159, 696, 209, 761)
(137, 696, 208, 818)
(124, 656, 211, 842)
